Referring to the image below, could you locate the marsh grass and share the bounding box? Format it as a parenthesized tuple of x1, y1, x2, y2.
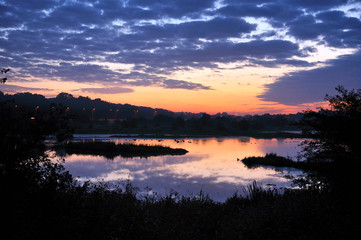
(240, 153, 325, 172)
(5, 179, 359, 240)
(63, 141, 188, 159)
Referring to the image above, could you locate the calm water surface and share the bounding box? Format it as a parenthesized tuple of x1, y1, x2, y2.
(61, 135, 304, 202)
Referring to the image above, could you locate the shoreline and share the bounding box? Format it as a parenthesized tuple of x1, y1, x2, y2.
(72, 131, 305, 139)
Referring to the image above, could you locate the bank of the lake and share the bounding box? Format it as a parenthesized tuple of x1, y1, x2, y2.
(107, 131, 304, 139)
(72, 124, 305, 139)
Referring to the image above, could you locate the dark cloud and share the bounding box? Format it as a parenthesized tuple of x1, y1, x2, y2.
(224, 0, 348, 10)
(0, 0, 360, 99)
(286, 0, 348, 10)
(0, 84, 52, 93)
(12, 63, 211, 91)
(93, 0, 161, 20)
(79, 87, 134, 94)
(8, 0, 64, 10)
(0, 0, 307, 74)
(218, 0, 350, 28)
(0, 4, 22, 28)
(43, 2, 103, 28)
(287, 10, 361, 47)
(218, 2, 303, 24)
(129, 0, 216, 18)
(161, 80, 212, 90)
(105, 40, 303, 71)
(252, 59, 314, 68)
(136, 17, 256, 40)
(258, 50, 361, 105)
(218, 1, 361, 48)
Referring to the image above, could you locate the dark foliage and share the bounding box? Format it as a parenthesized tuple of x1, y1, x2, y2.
(0, 91, 302, 136)
(301, 86, 361, 163)
(242, 153, 304, 169)
(63, 141, 188, 159)
(1, 68, 10, 83)
(0, 100, 77, 239)
(300, 85, 361, 190)
(4, 178, 360, 240)
(0, 91, 175, 120)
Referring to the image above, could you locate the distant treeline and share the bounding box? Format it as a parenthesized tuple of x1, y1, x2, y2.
(0, 91, 303, 134)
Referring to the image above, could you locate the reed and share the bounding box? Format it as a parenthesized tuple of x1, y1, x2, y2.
(64, 141, 188, 159)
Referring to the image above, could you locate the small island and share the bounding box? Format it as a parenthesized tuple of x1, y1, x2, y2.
(241, 153, 303, 169)
(64, 141, 188, 159)
(241, 153, 325, 172)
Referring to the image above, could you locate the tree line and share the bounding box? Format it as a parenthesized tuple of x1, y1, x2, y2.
(0, 91, 302, 134)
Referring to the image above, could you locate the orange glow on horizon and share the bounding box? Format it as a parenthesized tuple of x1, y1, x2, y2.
(1, 65, 327, 115)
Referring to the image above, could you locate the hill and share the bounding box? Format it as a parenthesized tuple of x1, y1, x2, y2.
(0, 91, 303, 136)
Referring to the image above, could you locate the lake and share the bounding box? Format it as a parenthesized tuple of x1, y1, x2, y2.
(60, 135, 305, 202)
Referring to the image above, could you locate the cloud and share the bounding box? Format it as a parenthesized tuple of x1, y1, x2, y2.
(218, 1, 361, 48)
(0, 0, 360, 101)
(287, 10, 361, 47)
(224, 0, 348, 10)
(105, 39, 304, 71)
(0, 0, 307, 74)
(0, 84, 52, 93)
(135, 17, 256, 40)
(285, 0, 348, 10)
(129, 0, 216, 18)
(218, 2, 303, 24)
(79, 87, 134, 94)
(258, 50, 361, 105)
(161, 79, 213, 90)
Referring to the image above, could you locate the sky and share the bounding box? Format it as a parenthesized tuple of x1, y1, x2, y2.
(0, 0, 360, 115)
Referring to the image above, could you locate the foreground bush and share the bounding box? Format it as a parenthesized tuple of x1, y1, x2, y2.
(3, 180, 360, 240)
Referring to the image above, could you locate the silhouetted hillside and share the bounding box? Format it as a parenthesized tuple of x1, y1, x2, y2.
(0, 91, 303, 135)
(0, 91, 175, 120)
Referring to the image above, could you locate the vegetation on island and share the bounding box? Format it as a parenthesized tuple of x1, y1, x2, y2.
(242, 153, 307, 169)
(1, 82, 361, 239)
(63, 141, 188, 159)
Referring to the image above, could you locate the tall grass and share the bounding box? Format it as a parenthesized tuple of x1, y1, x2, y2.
(63, 141, 188, 159)
(4, 175, 359, 240)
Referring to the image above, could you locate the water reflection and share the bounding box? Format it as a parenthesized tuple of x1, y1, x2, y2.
(61, 136, 304, 202)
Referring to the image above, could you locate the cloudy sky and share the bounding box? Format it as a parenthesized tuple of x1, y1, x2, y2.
(1, 0, 360, 114)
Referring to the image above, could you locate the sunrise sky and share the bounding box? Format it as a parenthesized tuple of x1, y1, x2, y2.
(1, 0, 360, 115)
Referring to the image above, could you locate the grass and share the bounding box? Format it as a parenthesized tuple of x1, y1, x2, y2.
(241, 153, 332, 173)
(64, 141, 188, 159)
(241, 153, 303, 169)
(5, 180, 360, 240)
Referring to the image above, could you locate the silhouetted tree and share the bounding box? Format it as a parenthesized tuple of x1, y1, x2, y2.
(238, 119, 250, 131)
(301, 86, 361, 163)
(252, 121, 264, 130)
(199, 113, 212, 127)
(172, 116, 185, 129)
(300, 85, 361, 189)
(122, 117, 138, 128)
(215, 116, 227, 131)
(0, 99, 76, 237)
(153, 114, 173, 128)
(1, 68, 10, 83)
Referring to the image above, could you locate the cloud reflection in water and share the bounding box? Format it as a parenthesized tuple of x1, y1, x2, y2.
(62, 137, 304, 202)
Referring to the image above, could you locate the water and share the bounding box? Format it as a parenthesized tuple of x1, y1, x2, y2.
(61, 135, 305, 202)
